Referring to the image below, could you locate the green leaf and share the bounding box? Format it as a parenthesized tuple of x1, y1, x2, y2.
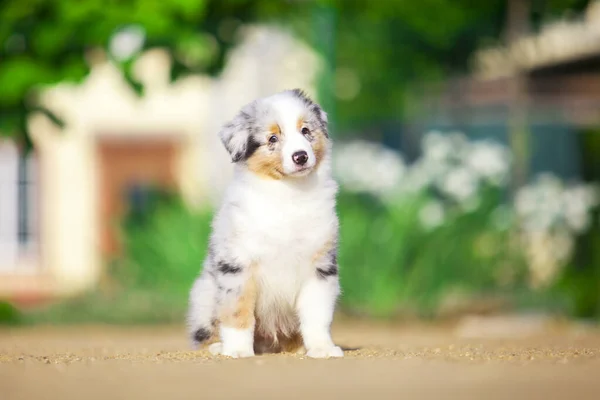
(0, 58, 55, 106)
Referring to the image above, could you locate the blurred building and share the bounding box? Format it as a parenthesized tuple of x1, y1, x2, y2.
(0, 25, 321, 302)
(415, 1, 600, 181)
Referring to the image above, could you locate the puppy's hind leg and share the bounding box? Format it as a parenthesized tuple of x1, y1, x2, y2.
(187, 268, 218, 349)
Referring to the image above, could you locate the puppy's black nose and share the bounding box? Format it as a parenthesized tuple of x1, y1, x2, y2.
(292, 150, 308, 166)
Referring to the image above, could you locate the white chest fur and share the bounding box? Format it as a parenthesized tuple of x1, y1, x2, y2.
(214, 169, 338, 308)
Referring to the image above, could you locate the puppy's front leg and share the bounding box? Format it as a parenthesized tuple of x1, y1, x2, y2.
(297, 249, 343, 358)
(212, 262, 257, 358)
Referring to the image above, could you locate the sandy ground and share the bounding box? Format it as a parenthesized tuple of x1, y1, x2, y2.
(1, 317, 600, 399)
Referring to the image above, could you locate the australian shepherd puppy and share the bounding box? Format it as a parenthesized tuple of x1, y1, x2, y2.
(187, 89, 342, 358)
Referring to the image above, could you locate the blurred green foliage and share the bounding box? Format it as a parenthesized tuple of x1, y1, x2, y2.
(338, 188, 528, 318)
(0, 0, 591, 143)
(26, 188, 530, 324)
(22, 185, 600, 324)
(0, 301, 21, 325)
(555, 129, 600, 319)
(27, 194, 213, 324)
(0, 0, 291, 143)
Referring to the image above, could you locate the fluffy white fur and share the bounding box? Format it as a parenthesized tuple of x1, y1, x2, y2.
(187, 89, 342, 358)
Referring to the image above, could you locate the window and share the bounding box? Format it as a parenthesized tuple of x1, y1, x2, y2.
(0, 140, 38, 273)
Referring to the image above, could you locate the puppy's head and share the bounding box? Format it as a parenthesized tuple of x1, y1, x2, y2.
(219, 89, 329, 180)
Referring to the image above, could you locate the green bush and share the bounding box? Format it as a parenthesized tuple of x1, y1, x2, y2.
(26, 181, 598, 324)
(27, 194, 212, 324)
(554, 212, 600, 320)
(114, 194, 212, 296)
(337, 187, 528, 318)
(0, 301, 21, 325)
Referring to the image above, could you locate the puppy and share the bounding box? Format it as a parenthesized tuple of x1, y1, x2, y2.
(187, 89, 342, 358)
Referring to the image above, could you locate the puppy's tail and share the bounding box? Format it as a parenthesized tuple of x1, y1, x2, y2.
(187, 270, 217, 349)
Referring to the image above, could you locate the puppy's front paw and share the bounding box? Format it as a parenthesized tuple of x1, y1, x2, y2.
(222, 347, 255, 358)
(208, 342, 223, 355)
(306, 346, 344, 359)
(209, 342, 255, 358)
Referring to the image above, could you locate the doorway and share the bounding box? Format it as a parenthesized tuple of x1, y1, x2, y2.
(97, 138, 178, 257)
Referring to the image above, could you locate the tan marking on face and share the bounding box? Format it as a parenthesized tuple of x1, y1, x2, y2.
(311, 130, 328, 169)
(312, 237, 335, 264)
(247, 147, 284, 180)
(269, 124, 281, 136)
(296, 117, 304, 131)
(220, 272, 257, 330)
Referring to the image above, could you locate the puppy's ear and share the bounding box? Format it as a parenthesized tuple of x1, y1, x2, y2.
(290, 88, 329, 138)
(219, 106, 254, 163)
(311, 104, 329, 138)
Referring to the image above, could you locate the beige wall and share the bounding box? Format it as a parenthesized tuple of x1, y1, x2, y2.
(27, 55, 209, 295)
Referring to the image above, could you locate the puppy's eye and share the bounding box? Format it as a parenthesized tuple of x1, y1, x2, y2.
(268, 135, 279, 143)
(301, 127, 311, 137)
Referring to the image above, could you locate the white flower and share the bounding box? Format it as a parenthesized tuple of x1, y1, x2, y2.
(400, 158, 443, 193)
(416, 131, 511, 206)
(515, 174, 564, 232)
(109, 25, 146, 61)
(516, 174, 599, 236)
(333, 140, 405, 196)
(515, 187, 537, 217)
(422, 131, 455, 163)
(419, 200, 445, 230)
(440, 166, 479, 203)
(562, 184, 599, 233)
(467, 140, 511, 185)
